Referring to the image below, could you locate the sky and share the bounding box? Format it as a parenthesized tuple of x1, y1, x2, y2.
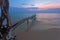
(9, 0, 60, 9)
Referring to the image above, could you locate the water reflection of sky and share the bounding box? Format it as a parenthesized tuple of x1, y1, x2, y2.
(36, 13, 60, 19)
(36, 13, 60, 29)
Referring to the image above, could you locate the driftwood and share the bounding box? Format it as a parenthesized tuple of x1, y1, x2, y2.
(6, 15, 36, 40)
(0, 0, 11, 40)
(0, 0, 11, 28)
(0, 0, 36, 40)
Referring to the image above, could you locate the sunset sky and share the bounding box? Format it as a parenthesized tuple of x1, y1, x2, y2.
(9, 0, 60, 9)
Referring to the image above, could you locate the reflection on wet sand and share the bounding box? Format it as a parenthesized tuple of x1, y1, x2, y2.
(35, 13, 60, 29)
(13, 13, 60, 40)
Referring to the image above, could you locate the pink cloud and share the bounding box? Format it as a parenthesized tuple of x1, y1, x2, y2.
(36, 3, 60, 9)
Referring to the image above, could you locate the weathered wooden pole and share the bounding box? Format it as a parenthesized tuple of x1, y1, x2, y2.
(1, 0, 11, 28)
(0, 0, 11, 40)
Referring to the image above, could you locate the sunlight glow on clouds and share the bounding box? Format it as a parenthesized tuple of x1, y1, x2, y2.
(19, 5, 35, 8)
(9, 0, 60, 9)
(18, 3, 60, 9)
(35, 3, 60, 9)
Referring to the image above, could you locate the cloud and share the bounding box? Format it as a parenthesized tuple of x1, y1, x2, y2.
(36, 3, 60, 9)
(18, 3, 36, 8)
(16, 3, 60, 9)
(20, 5, 32, 8)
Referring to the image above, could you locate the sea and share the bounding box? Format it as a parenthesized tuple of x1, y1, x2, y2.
(0, 8, 60, 29)
(10, 13, 60, 26)
(34, 13, 60, 30)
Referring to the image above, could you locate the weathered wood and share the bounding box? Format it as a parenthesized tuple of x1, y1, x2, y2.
(9, 15, 36, 31)
(0, 0, 11, 40)
(5, 15, 36, 40)
(0, 0, 36, 40)
(0, 0, 11, 28)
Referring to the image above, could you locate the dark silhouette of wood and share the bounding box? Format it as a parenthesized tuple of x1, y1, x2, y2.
(9, 15, 36, 31)
(0, 0, 11, 40)
(0, 0, 36, 40)
(0, 0, 11, 28)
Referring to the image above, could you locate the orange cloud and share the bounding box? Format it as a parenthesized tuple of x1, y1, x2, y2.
(36, 3, 60, 9)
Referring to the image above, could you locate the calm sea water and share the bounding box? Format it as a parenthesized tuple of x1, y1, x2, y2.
(36, 13, 60, 23)
(10, 13, 35, 24)
(0, 12, 35, 25)
(1, 11, 60, 29)
(35, 13, 60, 30)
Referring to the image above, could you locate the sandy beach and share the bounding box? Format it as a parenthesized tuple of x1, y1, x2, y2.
(11, 14, 60, 40)
(13, 28, 60, 40)
(12, 20, 60, 40)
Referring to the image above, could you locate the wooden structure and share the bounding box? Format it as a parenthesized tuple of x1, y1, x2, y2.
(0, 0, 36, 40)
(0, 0, 11, 40)
(6, 15, 36, 40)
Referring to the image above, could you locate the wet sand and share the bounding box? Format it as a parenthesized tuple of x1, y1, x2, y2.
(13, 28, 60, 40)
(12, 21, 60, 40)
